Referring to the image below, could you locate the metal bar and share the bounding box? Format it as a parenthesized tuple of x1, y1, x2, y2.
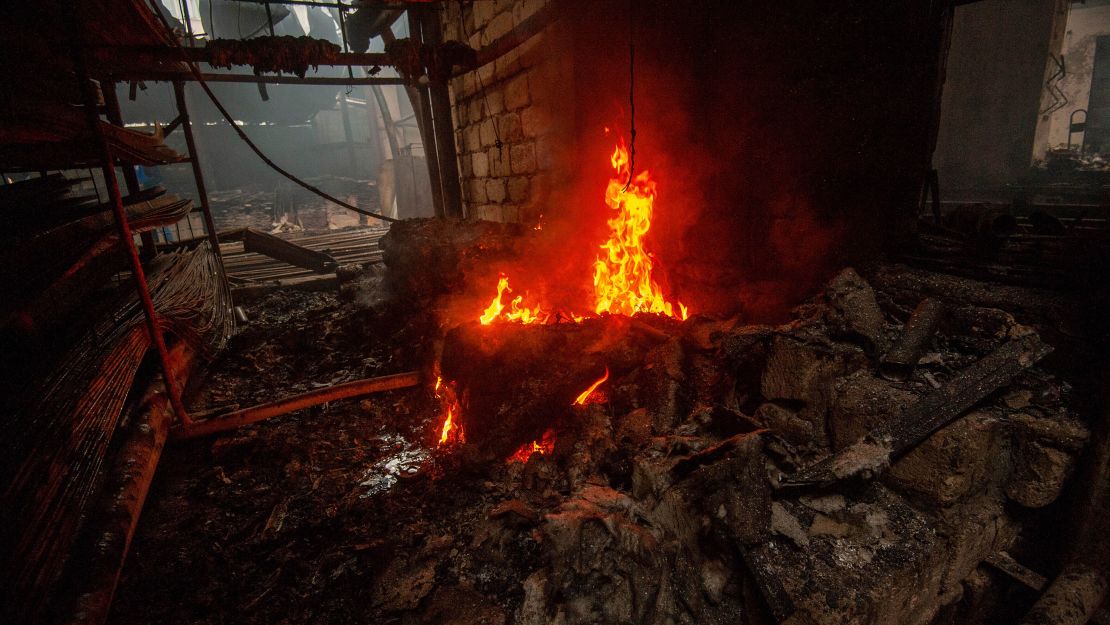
(75, 53, 192, 427)
(109, 71, 406, 85)
(418, 8, 465, 218)
(172, 371, 421, 440)
(172, 81, 227, 277)
(162, 113, 186, 137)
(222, 0, 436, 9)
(91, 45, 390, 67)
(392, 18, 444, 217)
(101, 80, 158, 259)
(242, 228, 338, 273)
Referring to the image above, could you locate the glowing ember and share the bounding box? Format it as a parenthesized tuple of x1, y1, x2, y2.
(573, 368, 610, 405)
(507, 428, 556, 463)
(594, 140, 687, 320)
(434, 375, 464, 446)
(477, 138, 687, 325)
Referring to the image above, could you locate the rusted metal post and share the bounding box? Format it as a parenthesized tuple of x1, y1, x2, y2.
(101, 80, 157, 259)
(172, 81, 226, 272)
(75, 58, 192, 426)
(417, 7, 465, 218)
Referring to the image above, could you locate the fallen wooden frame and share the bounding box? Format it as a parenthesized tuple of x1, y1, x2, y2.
(171, 371, 421, 440)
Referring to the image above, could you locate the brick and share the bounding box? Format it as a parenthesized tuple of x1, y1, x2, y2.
(486, 11, 515, 41)
(510, 142, 537, 174)
(507, 176, 530, 202)
(501, 203, 521, 223)
(486, 91, 505, 115)
(468, 178, 488, 204)
(463, 124, 482, 153)
(520, 106, 551, 138)
(475, 204, 501, 221)
(477, 62, 495, 87)
(504, 74, 530, 110)
(497, 112, 523, 142)
(479, 119, 498, 147)
(458, 152, 472, 178)
(495, 0, 516, 15)
(494, 48, 522, 82)
(513, 0, 543, 25)
(488, 146, 510, 177)
(468, 100, 484, 124)
(471, 151, 490, 178)
(473, 1, 495, 26)
(535, 134, 557, 169)
(485, 178, 507, 203)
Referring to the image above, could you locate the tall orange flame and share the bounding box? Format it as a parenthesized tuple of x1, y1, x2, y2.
(594, 140, 687, 320)
(476, 138, 687, 325)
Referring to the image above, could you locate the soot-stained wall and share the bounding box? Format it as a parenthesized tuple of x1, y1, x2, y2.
(447, 1, 951, 320)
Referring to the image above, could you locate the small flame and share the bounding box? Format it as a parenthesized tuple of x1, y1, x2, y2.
(434, 374, 464, 446)
(507, 428, 556, 463)
(479, 274, 546, 325)
(573, 368, 610, 405)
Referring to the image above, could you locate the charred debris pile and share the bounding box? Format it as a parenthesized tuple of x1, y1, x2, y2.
(110, 218, 1106, 625)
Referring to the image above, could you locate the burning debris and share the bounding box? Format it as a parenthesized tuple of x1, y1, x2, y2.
(109, 211, 1099, 625)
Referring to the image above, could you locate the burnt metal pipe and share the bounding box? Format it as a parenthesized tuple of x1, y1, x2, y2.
(172, 371, 421, 440)
(880, 298, 945, 381)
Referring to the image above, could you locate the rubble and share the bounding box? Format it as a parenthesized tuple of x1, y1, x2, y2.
(108, 245, 1093, 625)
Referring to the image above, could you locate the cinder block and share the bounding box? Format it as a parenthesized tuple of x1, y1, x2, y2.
(510, 142, 537, 174)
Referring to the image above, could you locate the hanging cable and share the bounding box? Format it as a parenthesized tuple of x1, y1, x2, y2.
(623, 3, 636, 193)
(146, 0, 398, 223)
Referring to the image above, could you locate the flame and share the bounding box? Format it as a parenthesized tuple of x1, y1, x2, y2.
(476, 138, 687, 325)
(479, 274, 546, 325)
(573, 368, 609, 405)
(434, 375, 464, 446)
(507, 428, 556, 463)
(594, 140, 687, 320)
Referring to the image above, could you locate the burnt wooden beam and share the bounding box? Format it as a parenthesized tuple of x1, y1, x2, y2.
(783, 334, 1052, 487)
(879, 298, 945, 381)
(242, 228, 339, 274)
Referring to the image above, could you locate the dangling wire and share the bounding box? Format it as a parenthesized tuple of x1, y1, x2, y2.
(622, 7, 636, 193)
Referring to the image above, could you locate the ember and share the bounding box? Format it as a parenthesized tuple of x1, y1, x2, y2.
(507, 428, 555, 463)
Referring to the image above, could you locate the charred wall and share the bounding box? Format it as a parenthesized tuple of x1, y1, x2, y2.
(446, 1, 951, 321)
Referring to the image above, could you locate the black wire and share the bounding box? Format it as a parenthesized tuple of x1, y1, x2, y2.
(147, 0, 398, 223)
(623, 14, 635, 193)
(457, 0, 502, 152)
